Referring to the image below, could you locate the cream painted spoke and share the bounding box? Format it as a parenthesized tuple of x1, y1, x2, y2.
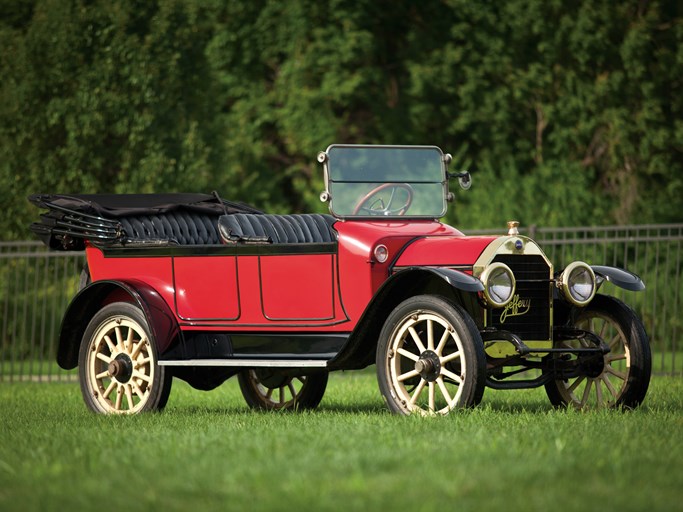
(427, 319, 435, 351)
(103, 380, 116, 400)
(428, 382, 435, 411)
(606, 353, 627, 363)
(398, 369, 420, 382)
(130, 339, 145, 360)
(115, 386, 123, 410)
(132, 370, 151, 384)
(441, 368, 462, 384)
(115, 326, 123, 348)
(95, 370, 110, 380)
(96, 353, 112, 364)
(126, 328, 134, 354)
(135, 357, 151, 368)
(409, 379, 427, 405)
(579, 379, 593, 407)
(605, 365, 627, 380)
(436, 377, 452, 406)
(435, 329, 450, 355)
(599, 320, 608, 340)
(408, 327, 427, 354)
(131, 380, 145, 399)
(567, 375, 586, 394)
(601, 374, 619, 399)
(440, 351, 461, 364)
(125, 384, 135, 410)
(397, 348, 420, 362)
(595, 380, 604, 406)
(104, 335, 116, 353)
(608, 334, 622, 351)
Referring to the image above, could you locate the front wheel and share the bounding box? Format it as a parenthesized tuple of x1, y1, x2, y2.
(376, 295, 486, 415)
(78, 302, 172, 414)
(238, 369, 328, 411)
(545, 294, 651, 409)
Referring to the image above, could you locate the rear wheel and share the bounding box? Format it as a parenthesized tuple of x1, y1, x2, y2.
(78, 302, 172, 414)
(238, 369, 328, 411)
(545, 295, 651, 409)
(376, 295, 486, 415)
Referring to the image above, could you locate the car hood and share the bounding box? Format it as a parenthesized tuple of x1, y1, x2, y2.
(392, 235, 499, 268)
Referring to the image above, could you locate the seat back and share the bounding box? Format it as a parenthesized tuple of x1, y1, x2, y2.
(218, 213, 337, 244)
(119, 212, 221, 245)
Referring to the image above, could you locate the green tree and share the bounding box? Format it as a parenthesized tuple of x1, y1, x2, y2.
(1, 0, 681, 238)
(407, 1, 682, 228)
(0, 0, 221, 238)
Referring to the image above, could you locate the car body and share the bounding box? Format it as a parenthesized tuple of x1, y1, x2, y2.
(30, 144, 651, 414)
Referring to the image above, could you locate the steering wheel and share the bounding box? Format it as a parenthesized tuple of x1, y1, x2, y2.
(352, 183, 414, 216)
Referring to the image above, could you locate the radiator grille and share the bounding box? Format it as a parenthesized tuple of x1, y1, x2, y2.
(486, 254, 552, 341)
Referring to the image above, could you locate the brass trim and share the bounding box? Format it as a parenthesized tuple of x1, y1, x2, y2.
(479, 262, 516, 308)
(558, 261, 596, 306)
(476, 236, 554, 343)
(473, 236, 553, 277)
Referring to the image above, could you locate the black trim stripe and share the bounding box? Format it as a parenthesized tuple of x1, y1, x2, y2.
(100, 242, 338, 258)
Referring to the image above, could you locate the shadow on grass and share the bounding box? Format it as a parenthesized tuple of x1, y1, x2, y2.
(166, 402, 388, 416)
(157, 375, 683, 416)
(163, 396, 680, 417)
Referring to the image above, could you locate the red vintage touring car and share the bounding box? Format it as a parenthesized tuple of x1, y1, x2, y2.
(30, 145, 651, 415)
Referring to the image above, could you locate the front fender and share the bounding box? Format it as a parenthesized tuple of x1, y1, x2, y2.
(57, 279, 180, 370)
(328, 267, 482, 370)
(592, 265, 645, 292)
(420, 266, 484, 292)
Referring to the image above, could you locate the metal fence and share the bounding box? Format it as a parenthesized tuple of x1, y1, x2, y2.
(0, 242, 83, 382)
(1, 223, 681, 382)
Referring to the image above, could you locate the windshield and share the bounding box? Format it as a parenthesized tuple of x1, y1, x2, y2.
(324, 145, 447, 219)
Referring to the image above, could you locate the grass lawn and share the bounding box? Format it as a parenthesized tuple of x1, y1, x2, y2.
(1, 371, 682, 512)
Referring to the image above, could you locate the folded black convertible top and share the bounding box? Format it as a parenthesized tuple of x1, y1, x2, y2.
(29, 192, 261, 218)
(29, 192, 261, 250)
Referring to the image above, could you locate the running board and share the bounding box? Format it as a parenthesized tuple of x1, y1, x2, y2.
(159, 359, 328, 368)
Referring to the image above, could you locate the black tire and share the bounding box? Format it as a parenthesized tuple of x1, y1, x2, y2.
(545, 294, 651, 409)
(78, 302, 172, 414)
(376, 295, 486, 415)
(238, 369, 328, 411)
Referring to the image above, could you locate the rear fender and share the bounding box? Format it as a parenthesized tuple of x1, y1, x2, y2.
(328, 267, 483, 370)
(57, 280, 180, 370)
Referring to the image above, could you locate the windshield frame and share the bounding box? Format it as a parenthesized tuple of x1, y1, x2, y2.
(320, 144, 450, 220)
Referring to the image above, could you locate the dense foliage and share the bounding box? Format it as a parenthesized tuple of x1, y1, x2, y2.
(1, 0, 681, 238)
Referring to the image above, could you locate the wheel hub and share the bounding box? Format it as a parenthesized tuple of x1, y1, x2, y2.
(414, 350, 441, 382)
(108, 354, 133, 383)
(580, 354, 606, 379)
(253, 368, 288, 388)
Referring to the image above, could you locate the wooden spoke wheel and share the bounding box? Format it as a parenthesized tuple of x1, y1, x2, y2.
(79, 302, 172, 414)
(545, 295, 651, 409)
(238, 369, 328, 411)
(377, 295, 486, 415)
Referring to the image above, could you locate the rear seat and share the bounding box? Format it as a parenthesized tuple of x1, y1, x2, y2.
(118, 212, 337, 245)
(218, 213, 337, 244)
(119, 212, 221, 245)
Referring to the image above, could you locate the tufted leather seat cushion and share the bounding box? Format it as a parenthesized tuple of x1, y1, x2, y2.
(119, 212, 221, 245)
(218, 213, 337, 244)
